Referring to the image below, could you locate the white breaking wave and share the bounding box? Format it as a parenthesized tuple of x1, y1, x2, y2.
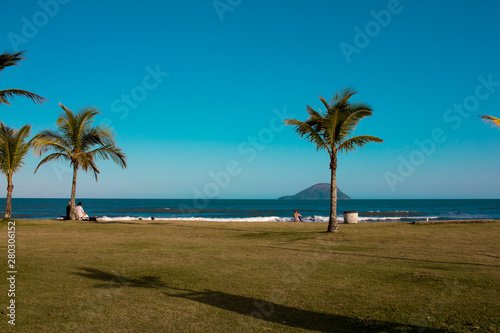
(98, 215, 294, 222)
(95, 215, 438, 223)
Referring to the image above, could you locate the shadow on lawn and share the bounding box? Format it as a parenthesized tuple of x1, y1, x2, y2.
(264, 246, 500, 268)
(73, 267, 167, 288)
(74, 267, 446, 332)
(164, 288, 447, 332)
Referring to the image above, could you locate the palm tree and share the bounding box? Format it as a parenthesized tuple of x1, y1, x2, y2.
(480, 115, 500, 129)
(0, 123, 32, 219)
(285, 88, 383, 233)
(32, 103, 127, 219)
(0, 50, 46, 105)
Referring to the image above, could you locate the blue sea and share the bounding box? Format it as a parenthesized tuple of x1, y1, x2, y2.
(2, 198, 499, 222)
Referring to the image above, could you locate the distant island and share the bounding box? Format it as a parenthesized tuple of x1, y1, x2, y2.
(278, 183, 351, 200)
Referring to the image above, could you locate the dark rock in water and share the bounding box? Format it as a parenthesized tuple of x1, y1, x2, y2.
(278, 183, 351, 200)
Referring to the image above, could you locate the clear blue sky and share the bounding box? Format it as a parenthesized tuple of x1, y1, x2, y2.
(1, 0, 499, 199)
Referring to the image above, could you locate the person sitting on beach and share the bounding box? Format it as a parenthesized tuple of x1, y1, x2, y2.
(75, 202, 88, 220)
(293, 209, 302, 222)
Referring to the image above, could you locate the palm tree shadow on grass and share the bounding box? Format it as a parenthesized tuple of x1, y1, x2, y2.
(165, 288, 446, 333)
(73, 267, 167, 289)
(74, 267, 447, 333)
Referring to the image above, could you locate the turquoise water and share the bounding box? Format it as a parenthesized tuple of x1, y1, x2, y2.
(2, 198, 499, 222)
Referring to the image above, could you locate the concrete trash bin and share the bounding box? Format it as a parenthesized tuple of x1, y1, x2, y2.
(343, 210, 358, 224)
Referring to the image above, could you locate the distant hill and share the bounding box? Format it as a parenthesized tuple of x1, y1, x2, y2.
(278, 183, 351, 200)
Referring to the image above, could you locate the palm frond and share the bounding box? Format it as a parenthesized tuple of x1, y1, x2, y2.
(57, 104, 79, 142)
(337, 135, 383, 153)
(306, 105, 325, 119)
(325, 89, 357, 144)
(75, 107, 100, 136)
(0, 89, 47, 105)
(56, 104, 102, 150)
(88, 125, 116, 145)
(337, 106, 373, 139)
(31, 130, 71, 156)
(10, 125, 32, 174)
(34, 153, 72, 173)
(285, 118, 330, 154)
(0, 51, 25, 73)
(480, 115, 500, 128)
(318, 96, 329, 111)
(74, 151, 100, 180)
(87, 160, 100, 181)
(0, 123, 32, 175)
(330, 88, 356, 107)
(0, 124, 13, 173)
(91, 145, 127, 169)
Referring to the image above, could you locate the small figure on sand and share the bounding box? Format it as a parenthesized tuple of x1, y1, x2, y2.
(293, 209, 302, 222)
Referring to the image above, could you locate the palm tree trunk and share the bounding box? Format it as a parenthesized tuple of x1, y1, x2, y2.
(4, 174, 13, 219)
(327, 157, 339, 233)
(69, 165, 78, 220)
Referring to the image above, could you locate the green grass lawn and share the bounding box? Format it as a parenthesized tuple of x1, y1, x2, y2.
(1, 219, 499, 332)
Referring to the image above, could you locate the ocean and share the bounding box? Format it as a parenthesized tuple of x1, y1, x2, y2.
(3, 198, 499, 222)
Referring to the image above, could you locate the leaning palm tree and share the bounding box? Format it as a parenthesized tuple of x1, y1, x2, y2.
(480, 115, 500, 129)
(0, 50, 46, 105)
(32, 103, 127, 219)
(0, 123, 32, 219)
(285, 88, 383, 233)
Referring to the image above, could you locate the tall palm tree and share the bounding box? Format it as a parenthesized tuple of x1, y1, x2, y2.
(0, 50, 46, 105)
(285, 88, 383, 233)
(32, 103, 127, 219)
(0, 123, 32, 219)
(480, 115, 500, 129)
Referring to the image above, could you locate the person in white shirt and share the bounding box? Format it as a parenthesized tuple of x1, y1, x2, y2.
(75, 202, 87, 220)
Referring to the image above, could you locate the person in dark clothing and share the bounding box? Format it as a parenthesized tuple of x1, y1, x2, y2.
(65, 202, 71, 220)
